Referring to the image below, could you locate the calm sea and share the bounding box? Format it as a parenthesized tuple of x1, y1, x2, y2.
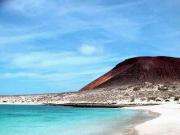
(0, 105, 145, 135)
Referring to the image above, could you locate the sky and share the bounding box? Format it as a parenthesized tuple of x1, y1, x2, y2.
(0, 0, 180, 95)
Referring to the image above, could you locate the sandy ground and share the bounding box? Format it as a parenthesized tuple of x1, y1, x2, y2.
(127, 103, 180, 135)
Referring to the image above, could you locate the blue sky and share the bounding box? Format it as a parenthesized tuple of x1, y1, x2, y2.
(0, 0, 180, 95)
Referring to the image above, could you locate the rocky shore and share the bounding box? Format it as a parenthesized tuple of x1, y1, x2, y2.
(1, 82, 180, 106)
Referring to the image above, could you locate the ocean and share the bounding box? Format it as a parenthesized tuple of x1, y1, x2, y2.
(0, 105, 148, 135)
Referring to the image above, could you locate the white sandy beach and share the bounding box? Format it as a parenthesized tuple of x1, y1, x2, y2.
(128, 103, 180, 135)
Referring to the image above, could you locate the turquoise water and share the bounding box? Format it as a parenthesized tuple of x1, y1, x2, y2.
(0, 105, 140, 135)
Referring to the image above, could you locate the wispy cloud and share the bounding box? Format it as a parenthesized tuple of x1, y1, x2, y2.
(3, 51, 116, 69)
(0, 67, 111, 81)
(4, 0, 50, 16)
(0, 50, 116, 91)
(0, 50, 120, 82)
(0, 0, 151, 46)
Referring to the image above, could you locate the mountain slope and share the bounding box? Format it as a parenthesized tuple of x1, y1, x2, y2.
(80, 56, 180, 92)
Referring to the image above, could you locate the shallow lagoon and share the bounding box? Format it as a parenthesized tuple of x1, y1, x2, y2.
(0, 105, 145, 135)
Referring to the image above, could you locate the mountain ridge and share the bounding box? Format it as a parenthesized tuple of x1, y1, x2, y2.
(80, 56, 180, 92)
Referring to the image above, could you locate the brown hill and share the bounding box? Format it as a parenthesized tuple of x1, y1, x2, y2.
(80, 56, 180, 92)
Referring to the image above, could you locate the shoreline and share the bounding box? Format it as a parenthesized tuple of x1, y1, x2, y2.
(0, 101, 161, 107)
(0, 102, 43, 105)
(1, 102, 180, 135)
(114, 107, 159, 135)
(127, 103, 180, 135)
(128, 110, 160, 135)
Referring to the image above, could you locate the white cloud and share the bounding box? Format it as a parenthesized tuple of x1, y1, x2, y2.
(78, 44, 104, 56)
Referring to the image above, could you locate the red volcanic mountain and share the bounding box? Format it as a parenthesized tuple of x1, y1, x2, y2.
(80, 56, 180, 92)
